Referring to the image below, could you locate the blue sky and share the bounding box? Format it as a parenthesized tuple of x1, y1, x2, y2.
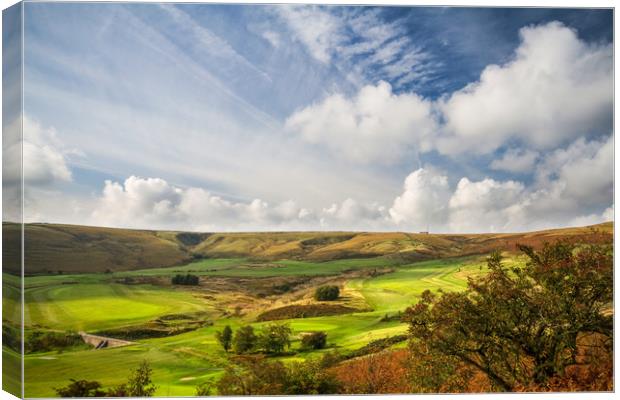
(13, 3, 613, 232)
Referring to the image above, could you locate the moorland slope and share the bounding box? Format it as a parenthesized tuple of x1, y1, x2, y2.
(4, 221, 612, 274)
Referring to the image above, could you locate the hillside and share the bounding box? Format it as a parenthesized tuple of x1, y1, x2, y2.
(2, 221, 612, 275)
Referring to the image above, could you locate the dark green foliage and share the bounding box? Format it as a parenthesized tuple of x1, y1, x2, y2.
(217, 356, 289, 395)
(314, 285, 340, 301)
(171, 273, 200, 285)
(300, 331, 327, 350)
(25, 330, 85, 354)
(2, 322, 21, 352)
(286, 359, 341, 394)
(215, 356, 340, 395)
(403, 241, 613, 392)
(258, 323, 292, 354)
(55, 380, 106, 397)
(104, 361, 157, 397)
(215, 325, 233, 352)
(232, 325, 257, 354)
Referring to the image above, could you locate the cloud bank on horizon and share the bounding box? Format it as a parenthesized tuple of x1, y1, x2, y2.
(10, 4, 613, 233)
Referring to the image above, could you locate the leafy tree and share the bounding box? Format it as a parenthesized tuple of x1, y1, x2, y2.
(300, 331, 327, 350)
(232, 325, 257, 354)
(125, 360, 157, 397)
(286, 359, 341, 394)
(55, 379, 106, 397)
(216, 356, 340, 395)
(403, 241, 612, 392)
(314, 285, 340, 301)
(215, 325, 233, 352)
(258, 323, 292, 354)
(217, 356, 288, 395)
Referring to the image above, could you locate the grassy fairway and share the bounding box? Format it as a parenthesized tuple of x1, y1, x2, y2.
(21, 255, 503, 397)
(349, 257, 489, 312)
(24, 282, 209, 331)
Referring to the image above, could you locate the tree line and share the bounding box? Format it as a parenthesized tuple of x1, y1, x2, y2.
(215, 324, 327, 354)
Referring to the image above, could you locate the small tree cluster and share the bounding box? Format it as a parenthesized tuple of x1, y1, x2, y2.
(171, 274, 199, 285)
(314, 285, 340, 301)
(54, 360, 156, 397)
(301, 331, 327, 350)
(224, 324, 292, 354)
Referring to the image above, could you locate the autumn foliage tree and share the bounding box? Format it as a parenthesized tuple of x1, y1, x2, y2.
(403, 240, 612, 392)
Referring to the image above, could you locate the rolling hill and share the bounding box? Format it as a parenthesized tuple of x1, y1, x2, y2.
(2, 221, 612, 275)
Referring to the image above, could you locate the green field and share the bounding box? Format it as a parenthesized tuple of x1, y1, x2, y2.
(17, 255, 495, 397)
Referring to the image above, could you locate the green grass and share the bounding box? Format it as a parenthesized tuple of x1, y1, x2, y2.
(20, 255, 505, 397)
(24, 283, 209, 332)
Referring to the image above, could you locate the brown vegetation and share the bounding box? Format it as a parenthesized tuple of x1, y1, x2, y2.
(256, 304, 358, 321)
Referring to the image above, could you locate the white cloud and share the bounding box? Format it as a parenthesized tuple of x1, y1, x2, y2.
(275, 5, 343, 64)
(274, 6, 436, 86)
(285, 81, 437, 163)
(387, 134, 612, 233)
(24, 116, 76, 186)
(261, 30, 281, 48)
(321, 198, 388, 230)
(89, 176, 319, 231)
(490, 148, 539, 173)
(389, 167, 451, 230)
(436, 21, 612, 155)
(448, 177, 525, 233)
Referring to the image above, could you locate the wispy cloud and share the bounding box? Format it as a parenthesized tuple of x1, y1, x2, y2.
(274, 6, 439, 90)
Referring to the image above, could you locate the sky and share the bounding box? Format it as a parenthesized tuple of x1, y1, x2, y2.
(5, 3, 613, 233)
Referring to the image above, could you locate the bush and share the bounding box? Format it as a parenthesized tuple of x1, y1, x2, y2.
(171, 274, 200, 285)
(314, 285, 339, 301)
(301, 332, 327, 350)
(55, 380, 106, 397)
(25, 330, 85, 354)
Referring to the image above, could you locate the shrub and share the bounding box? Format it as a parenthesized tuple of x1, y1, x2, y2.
(171, 274, 200, 285)
(301, 331, 327, 350)
(55, 380, 106, 397)
(314, 285, 339, 301)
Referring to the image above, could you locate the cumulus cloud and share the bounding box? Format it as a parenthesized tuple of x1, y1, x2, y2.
(436, 21, 612, 155)
(389, 167, 451, 230)
(320, 198, 388, 230)
(388, 134, 612, 233)
(448, 178, 525, 232)
(89, 176, 389, 231)
(3, 116, 74, 187)
(285, 81, 437, 163)
(285, 21, 611, 164)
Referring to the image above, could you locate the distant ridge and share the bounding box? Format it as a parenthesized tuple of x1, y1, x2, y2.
(2, 221, 612, 275)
